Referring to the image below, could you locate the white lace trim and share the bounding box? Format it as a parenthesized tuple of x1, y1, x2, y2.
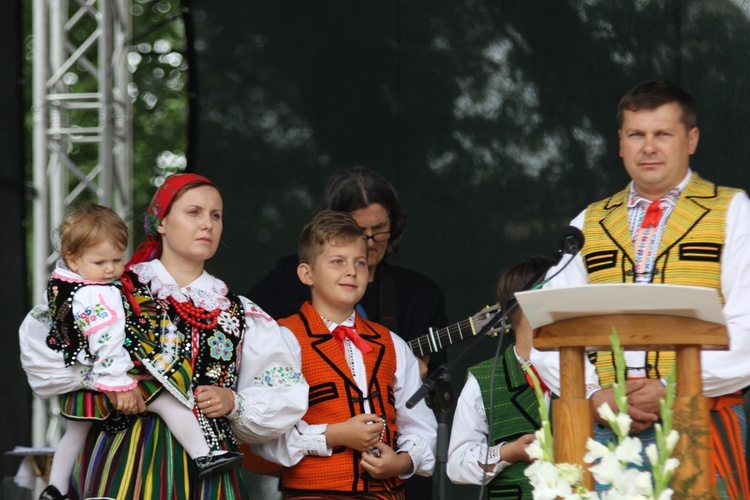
(131, 260, 231, 311)
(52, 260, 110, 285)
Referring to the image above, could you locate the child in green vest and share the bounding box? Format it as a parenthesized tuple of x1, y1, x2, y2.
(447, 256, 552, 499)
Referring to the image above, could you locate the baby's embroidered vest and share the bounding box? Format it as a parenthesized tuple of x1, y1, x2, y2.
(46, 277, 117, 366)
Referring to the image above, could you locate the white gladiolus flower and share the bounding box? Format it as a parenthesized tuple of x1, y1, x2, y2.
(584, 439, 611, 463)
(525, 333, 680, 500)
(614, 412, 633, 436)
(633, 470, 655, 495)
(665, 430, 679, 452)
(527, 439, 544, 461)
(556, 463, 584, 486)
(662, 458, 680, 474)
(614, 436, 643, 465)
(597, 403, 617, 423)
(657, 488, 674, 500)
(610, 467, 644, 495)
(589, 452, 622, 484)
(523, 459, 542, 479)
(645, 443, 659, 465)
(525, 461, 572, 500)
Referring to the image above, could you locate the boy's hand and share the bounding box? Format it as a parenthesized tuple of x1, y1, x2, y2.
(325, 414, 383, 451)
(500, 433, 536, 463)
(104, 387, 145, 414)
(360, 442, 412, 479)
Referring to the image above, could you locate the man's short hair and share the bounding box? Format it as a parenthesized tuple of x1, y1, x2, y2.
(298, 210, 367, 265)
(617, 80, 697, 130)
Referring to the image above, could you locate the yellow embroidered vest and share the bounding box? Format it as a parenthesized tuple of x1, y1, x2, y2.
(581, 173, 738, 387)
(279, 302, 403, 495)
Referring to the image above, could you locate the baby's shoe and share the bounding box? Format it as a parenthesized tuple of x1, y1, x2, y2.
(39, 485, 67, 500)
(194, 450, 244, 479)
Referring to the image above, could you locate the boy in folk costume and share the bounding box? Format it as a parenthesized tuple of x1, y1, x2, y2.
(447, 256, 552, 499)
(252, 210, 437, 499)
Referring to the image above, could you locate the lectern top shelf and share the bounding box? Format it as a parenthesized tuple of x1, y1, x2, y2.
(515, 284, 728, 352)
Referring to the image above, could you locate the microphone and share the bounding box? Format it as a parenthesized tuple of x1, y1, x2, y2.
(555, 225, 585, 260)
(508, 225, 585, 309)
(405, 225, 585, 410)
(406, 366, 447, 409)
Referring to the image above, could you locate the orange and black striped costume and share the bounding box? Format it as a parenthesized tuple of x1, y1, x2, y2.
(278, 301, 405, 499)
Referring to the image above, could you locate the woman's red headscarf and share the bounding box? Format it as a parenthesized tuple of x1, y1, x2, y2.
(126, 172, 216, 269)
(121, 173, 215, 312)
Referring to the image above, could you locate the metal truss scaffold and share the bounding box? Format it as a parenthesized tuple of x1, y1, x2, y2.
(31, 0, 133, 448)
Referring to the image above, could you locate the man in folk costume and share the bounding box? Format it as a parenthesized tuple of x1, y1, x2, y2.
(531, 80, 750, 499)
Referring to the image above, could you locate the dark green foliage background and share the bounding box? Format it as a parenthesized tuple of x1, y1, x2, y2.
(187, 4, 750, 494)
(189, 0, 750, 337)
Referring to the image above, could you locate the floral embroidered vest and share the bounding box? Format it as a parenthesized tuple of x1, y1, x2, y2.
(46, 276, 119, 367)
(124, 269, 246, 449)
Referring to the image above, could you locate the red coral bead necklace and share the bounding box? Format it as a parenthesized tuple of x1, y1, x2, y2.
(168, 295, 220, 330)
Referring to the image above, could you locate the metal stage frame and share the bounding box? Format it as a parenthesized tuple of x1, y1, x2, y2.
(31, 0, 133, 447)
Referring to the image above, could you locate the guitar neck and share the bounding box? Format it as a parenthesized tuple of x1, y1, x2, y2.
(408, 317, 483, 357)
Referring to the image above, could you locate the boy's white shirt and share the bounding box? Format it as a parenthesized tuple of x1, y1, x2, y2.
(446, 346, 551, 485)
(446, 371, 509, 485)
(252, 316, 437, 479)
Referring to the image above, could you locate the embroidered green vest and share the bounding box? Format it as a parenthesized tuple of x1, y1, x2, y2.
(581, 173, 739, 387)
(469, 345, 541, 499)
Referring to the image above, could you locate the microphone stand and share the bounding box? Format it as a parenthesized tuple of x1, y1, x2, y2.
(407, 253, 564, 500)
(407, 298, 517, 500)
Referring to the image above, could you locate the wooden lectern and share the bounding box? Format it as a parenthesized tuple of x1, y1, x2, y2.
(516, 284, 728, 497)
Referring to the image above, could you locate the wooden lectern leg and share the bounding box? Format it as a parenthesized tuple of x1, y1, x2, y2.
(673, 345, 715, 499)
(533, 311, 727, 497)
(553, 346, 594, 489)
